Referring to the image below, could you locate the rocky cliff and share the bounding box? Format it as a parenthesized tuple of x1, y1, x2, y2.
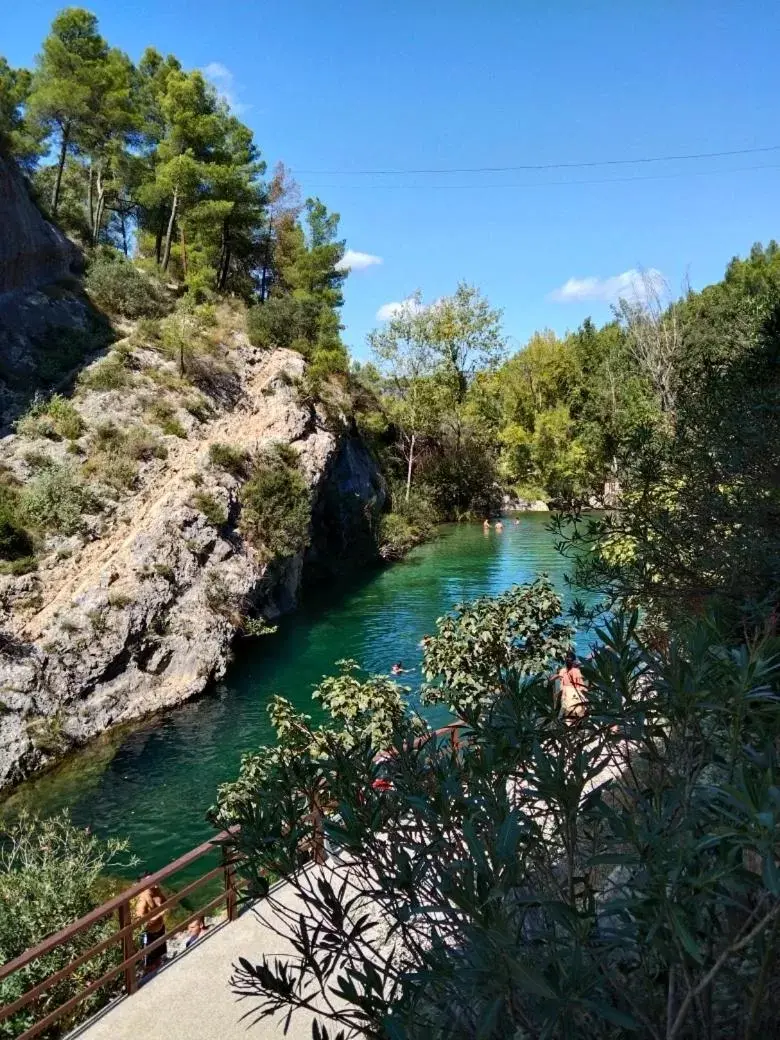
(0, 324, 385, 791)
(0, 156, 80, 297)
(0, 156, 102, 430)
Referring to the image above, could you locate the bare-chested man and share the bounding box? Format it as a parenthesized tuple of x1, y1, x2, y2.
(134, 875, 167, 974)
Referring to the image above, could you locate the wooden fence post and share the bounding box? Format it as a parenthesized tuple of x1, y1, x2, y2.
(117, 900, 137, 996)
(222, 846, 237, 922)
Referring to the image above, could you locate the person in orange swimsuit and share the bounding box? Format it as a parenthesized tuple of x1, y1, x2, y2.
(555, 650, 588, 725)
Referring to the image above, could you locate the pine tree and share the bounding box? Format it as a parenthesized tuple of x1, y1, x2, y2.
(26, 9, 112, 216)
(0, 58, 42, 170)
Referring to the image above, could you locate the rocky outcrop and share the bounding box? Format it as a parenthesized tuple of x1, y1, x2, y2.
(0, 156, 103, 430)
(0, 347, 385, 791)
(502, 495, 550, 512)
(0, 156, 80, 297)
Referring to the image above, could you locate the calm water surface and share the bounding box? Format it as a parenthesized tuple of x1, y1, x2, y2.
(6, 516, 596, 873)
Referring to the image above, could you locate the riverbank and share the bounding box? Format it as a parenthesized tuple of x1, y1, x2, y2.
(1, 517, 598, 873)
(0, 333, 385, 794)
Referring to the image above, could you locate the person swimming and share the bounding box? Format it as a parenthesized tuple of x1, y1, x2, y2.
(495, 521, 504, 532)
(391, 661, 416, 675)
(482, 518, 491, 528)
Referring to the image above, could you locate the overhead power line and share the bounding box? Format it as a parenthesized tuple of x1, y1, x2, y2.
(294, 144, 780, 177)
(305, 162, 780, 191)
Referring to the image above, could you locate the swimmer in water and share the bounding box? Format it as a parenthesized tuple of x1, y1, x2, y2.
(482, 518, 490, 529)
(391, 662, 404, 675)
(495, 521, 504, 532)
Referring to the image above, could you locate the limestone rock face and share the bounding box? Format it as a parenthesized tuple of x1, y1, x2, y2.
(0, 157, 95, 429)
(502, 495, 550, 512)
(0, 347, 385, 791)
(0, 156, 80, 297)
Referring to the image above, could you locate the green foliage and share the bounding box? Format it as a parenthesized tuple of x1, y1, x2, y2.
(82, 422, 165, 493)
(85, 253, 169, 318)
(19, 463, 90, 534)
(368, 284, 505, 518)
(191, 490, 228, 528)
(422, 577, 573, 715)
(7, 9, 350, 374)
(0, 484, 34, 561)
(211, 659, 418, 829)
(208, 442, 248, 477)
(77, 351, 132, 391)
(16, 394, 85, 442)
(312, 659, 420, 750)
(377, 510, 430, 560)
(246, 296, 310, 350)
(219, 595, 780, 1040)
(0, 556, 37, 576)
(559, 241, 780, 622)
(0, 812, 135, 1040)
(160, 416, 186, 438)
(241, 617, 278, 638)
(0, 58, 41, 168)
(239, 446, 310, 560)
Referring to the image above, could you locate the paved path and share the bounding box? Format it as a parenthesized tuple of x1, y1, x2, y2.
(72, 889, 317, 1040)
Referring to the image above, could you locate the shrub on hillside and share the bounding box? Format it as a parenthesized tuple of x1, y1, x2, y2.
(208, 442, 248, 478)
(191, 490, 228, 528)
(0, 484, 34, 561)
(0, 812, 135, 1039)
(16, 395, 85, 442)
(77, 351, 133, 392)
(246, 297, 305, 350)
(83, 423, 167, 494)
(19, 464, 90, 534)
(240, 445, 310, 559)
(85, 253, 169, 319)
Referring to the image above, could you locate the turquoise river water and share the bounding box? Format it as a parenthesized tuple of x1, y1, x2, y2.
(4, 516, 597, 874)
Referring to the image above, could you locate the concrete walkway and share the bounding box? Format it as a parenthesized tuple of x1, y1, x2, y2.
(72, 887, 318, 1040)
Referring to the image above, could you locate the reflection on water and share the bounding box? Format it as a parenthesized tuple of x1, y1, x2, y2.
(4, 516, 596, 873)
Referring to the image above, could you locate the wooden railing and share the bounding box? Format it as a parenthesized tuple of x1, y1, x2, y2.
(0, 722, 468, 1040)
(0, 832, 239, 1040)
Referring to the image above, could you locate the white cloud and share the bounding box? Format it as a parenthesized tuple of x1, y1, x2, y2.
(336, 249, 383, 272)
(202, 62, 250, 115)
(376, 296, 425, 321)
(548, 267, 666, 304)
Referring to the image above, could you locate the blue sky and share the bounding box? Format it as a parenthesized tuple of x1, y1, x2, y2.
(5, 1, 780, 359)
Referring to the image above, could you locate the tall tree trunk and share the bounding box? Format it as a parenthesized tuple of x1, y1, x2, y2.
(92, 165, 105, 246)
(219, 246, 231, 292)
(51, 126, 70, 217)
(87, 163, 94, 236)
(405, 432, 416, 503)
(217, 219, 231, 291)
(180, 224, 188, 277)
(120, 211, 128, 257)
(161, 188, 178, 272)
(155, 215, 164, 265)
(259, 232, 272, 302)
(217, 221, 227, 286)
